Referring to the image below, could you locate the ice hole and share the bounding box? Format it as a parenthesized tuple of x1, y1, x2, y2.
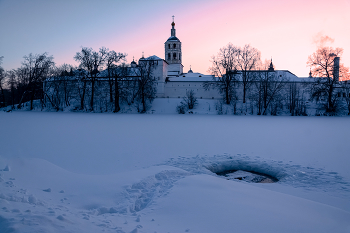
(215, 169, 278, 183)
(207, 162, 280, 183)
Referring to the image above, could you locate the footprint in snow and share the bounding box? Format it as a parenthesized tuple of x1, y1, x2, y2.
(1, 165, 10, 171)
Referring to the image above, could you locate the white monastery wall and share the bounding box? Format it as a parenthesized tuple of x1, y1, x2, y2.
(164, 81, 221, 99)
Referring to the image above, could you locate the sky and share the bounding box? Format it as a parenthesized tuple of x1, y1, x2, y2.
(0, 0, 349, 77)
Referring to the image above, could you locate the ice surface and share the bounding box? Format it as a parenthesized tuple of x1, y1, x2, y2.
(0, 111, 349, 232)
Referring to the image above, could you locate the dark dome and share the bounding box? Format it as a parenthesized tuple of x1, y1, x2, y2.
(167, 36, 180, 42)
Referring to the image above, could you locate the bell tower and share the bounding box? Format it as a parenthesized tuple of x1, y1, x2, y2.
(164, 16, 183, 76)
(165, 16, 182, 65)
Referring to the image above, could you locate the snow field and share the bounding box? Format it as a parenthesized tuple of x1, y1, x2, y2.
(0, 111, 350, 232)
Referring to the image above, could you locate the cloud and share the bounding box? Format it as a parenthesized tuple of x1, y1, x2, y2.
(313, 32, 334, 47)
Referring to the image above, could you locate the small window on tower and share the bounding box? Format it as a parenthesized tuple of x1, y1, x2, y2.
(173, 53, 176, 59)
(173, 44, 176, 48)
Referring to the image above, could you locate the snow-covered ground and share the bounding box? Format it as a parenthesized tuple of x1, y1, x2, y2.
(0, 107, 350, 232)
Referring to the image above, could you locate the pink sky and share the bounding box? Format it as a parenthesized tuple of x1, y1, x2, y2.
(0, 0, 349, 77)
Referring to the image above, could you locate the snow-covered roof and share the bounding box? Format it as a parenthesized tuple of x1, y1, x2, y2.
(143, 55, 163, 61)
(168, 72, 214, 82)
(166, 36, 180, 42)
(167, 70, 319, 83)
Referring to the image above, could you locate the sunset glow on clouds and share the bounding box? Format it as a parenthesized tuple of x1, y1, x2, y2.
(0, 0, 349, 77)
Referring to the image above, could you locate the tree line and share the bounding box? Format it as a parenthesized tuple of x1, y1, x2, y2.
(0, 47, 157, 113)
(0, 43, 349, 115)
(205, 43, 350, 115)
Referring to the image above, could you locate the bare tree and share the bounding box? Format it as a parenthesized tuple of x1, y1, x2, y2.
(6, 69, 17, 109)
(341, 81, 350, 115)
(103, 50, 127, 112)
(253, 69, 286, 115)
(105, 50, 126, 103)
(17, 53, 54, 110)
(183, 89, 197, 110)
(286, 82, 307, 116)
(74, 47, 108, 111)
(206, 43, 239, 104)
(112, 63, 130, 112)
(0, 56, 5, 107)
(44, 64, 75, 110)
(134, 58, 157, 113)
(74, 68, 89, 110)
(177, 89, 198, 114)
(236, 44, 261, 104)
(307, 46, 345, 114)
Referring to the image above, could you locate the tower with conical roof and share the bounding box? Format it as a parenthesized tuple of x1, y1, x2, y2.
(165, 16, 183, 75)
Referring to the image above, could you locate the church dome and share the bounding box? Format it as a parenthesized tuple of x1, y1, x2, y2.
(131, 60, 137, 68)
(188, 66, 193, 73)
(167, 36, 180, 42)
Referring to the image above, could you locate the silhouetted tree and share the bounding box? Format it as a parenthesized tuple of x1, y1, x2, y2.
(286, 82, 307, 116)
(104, 50, 127, 112)
(112, 63, 130, 112)
(206, 43, 239, 104)
(307, 46, 344, 114)
(0, 56, 5, 107)
(341, 81, 350, 115)
(74, 47, 108, 111)
(253, 63, 286, 115)
(236, 44, 261, 104)
(6, 69, 17, 109)
(74, 68, 89, 110)
(176, 89, 198, 114)
(44, 64, 75, 110)
(17, 53, 54, 110)
(183, 89, 197, 110)
(134, 58, 157, 113)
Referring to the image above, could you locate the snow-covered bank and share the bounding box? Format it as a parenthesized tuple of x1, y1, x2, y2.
(0, 112, 349, 232)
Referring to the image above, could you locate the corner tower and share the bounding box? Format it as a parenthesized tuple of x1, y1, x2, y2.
(164, 16, 183, 75)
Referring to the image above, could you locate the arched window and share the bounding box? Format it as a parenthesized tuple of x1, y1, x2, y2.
(173, 44, 176, 48)
(179, 54, 181, 61)
(168, 53, 171, 59)
(173, 53, 176, 59)
(168, 44, 170, 49)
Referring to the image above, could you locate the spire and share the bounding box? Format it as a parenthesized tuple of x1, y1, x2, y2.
(171, 15, 176, 37)
(268, 58, 274, 72)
